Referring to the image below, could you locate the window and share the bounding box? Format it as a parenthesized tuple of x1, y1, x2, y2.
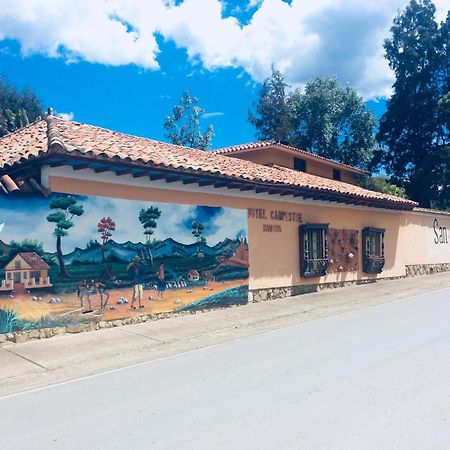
(363, 227, 385, 273)
(294, 157, 306, 172)
(333, 169, 341, 180)
(299, 224, 329, 277)
(31, 271, 41, 281)
(15, 260, 21, 269)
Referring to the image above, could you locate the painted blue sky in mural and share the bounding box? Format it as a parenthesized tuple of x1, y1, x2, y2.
(0, 195, 247, 254)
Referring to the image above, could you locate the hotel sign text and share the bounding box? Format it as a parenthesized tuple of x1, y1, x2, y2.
(433, 219, 448, 244)
(248, 208, 303, 233)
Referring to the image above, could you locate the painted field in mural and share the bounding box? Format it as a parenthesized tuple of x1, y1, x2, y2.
(0, 193, 249, 334)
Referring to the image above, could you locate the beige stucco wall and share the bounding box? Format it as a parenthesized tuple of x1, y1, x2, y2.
(398, 213, 450, 267)
(232, 148, 293, 168)
(48, 174, 449, 292)
(230, 148, 357, 184)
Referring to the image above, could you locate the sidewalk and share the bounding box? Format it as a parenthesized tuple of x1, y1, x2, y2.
(1, 272, 449, 397)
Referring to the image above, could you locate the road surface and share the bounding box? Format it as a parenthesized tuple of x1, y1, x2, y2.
(1, 287, 450, 449)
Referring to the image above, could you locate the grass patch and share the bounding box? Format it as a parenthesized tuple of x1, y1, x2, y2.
(177, 285, 249, 312)
(0, 307, 20, 333)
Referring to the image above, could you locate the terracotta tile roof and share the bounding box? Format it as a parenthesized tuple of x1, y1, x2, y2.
(0, 116, 417, 209)
(0, 120, 49, 168)
(212, 140, 369, 175)
(17, 252, 50, 270)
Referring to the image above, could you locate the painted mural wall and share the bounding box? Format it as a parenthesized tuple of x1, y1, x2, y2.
(0, 193, 249, 334)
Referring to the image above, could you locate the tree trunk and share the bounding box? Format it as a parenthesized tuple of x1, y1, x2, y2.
(101, 244, 113, 277)
(147, 244, 153, 266)
(56, 235, 71, 278)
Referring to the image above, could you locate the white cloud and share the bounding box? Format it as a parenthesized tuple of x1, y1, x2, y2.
(57, 111, 74, 121)
(0, 0, 448, 98)
(202, 112, 225, 118)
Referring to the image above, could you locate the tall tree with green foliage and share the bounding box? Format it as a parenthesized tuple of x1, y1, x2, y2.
(47, 196, 84, 278)
(0, 76, 43, 137)
(249, 70, 376, 170)
(288, 77, 377, 170)
(163, 90, 214, 150)
(248, 65, 292, 143)
(138, 206, 161, 265)
(373, 1, 450, 209)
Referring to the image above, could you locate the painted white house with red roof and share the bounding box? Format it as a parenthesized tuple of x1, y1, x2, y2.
(1, 252, 52, 291)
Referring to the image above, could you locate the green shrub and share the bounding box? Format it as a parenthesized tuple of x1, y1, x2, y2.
(0, 307, 21, 333)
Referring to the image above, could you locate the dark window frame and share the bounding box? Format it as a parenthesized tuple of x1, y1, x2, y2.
(362, 227, 385, 273)
(299, 224, 329, 277)
(294, 157, 307, 172)
(333, 168, 341, 180)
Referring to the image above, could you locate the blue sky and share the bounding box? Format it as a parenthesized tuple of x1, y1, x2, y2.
(0, 0, 448, 148)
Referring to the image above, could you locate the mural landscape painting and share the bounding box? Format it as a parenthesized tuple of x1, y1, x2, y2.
(0, 193, 249, 334)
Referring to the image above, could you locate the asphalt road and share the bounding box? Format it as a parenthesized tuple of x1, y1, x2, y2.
(1, 287, 450, 450)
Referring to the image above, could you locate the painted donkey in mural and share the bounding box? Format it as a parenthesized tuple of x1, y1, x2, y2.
(77, 279, 110, 312)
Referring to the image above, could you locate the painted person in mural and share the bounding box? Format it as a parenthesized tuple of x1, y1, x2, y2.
(127, 255, 144, 309)
(156, 263, 165, 299)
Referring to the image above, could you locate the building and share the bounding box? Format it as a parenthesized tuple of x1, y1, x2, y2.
(187, 269, 200, 282)
(0, 114, 448, 303)
(1, 252, 52, 291)
(221, 238, 250, 268)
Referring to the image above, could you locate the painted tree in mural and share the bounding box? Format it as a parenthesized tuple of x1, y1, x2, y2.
(192, 221, 206, 256)
(47, 196, 84, 278)
(138, 206, 161, 265)
(97, 217, 116, 263)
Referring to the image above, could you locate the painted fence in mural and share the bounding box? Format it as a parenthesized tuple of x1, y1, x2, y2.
(0, 193, 249, 334)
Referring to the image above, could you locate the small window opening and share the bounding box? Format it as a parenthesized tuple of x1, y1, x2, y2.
(294, 158, 306, 172)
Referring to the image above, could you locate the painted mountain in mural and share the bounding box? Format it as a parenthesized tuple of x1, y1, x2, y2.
(0, 239, 9, 255)
(63, 237, 240, 264)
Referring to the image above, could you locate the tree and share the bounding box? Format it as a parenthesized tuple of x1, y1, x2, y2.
(358, 175, 407, 198)
(288, 77, 377, 170)
(138, 207, 161, 265)
(248, 65, 292, 143)
(97, 217, 116, 264)
(373, 1, 450, 208)
(191, 221, 206, 256)
(47, 196, 84, 278)
(249, 70, 377, 170)
(0, 76, 43, 137)
(163, 90, 214, 150)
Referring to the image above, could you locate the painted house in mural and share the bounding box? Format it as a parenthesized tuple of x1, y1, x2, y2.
(222, 238, 249, 267)
(187, 269, 200, 281)
(1, 252, 51, 291)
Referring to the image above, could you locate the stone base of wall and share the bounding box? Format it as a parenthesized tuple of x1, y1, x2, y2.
(406, 263, 450, 277)
(0, 309, 204, 345)
(248, 277, 404, 303)
(249, 264, 450, 303)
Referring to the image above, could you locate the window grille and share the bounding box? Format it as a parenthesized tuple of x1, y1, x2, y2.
(299, 224, 329, 277)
